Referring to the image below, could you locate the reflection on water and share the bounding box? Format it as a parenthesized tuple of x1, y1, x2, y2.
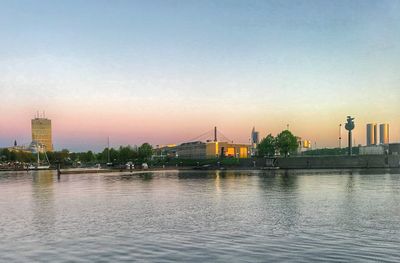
(0, 169, 399, 262)
(31, 171, 55, 238)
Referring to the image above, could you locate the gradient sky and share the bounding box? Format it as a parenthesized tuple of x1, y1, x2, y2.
(0, 0, 399, 151)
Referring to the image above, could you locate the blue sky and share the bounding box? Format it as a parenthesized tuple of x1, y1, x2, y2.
(0, 0, 399, 151)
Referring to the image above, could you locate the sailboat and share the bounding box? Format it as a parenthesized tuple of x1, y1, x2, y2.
(28, 142, 50, 170)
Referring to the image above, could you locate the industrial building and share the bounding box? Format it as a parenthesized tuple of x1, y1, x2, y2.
(366, 123, 390, 146)
(379, 124, 389, 144)
(176, 141, 249, 159)
(31, 113, 53, 152)
(359, 143, 399, 156)
(389, 143, 400, 155)
(366, 123, 377, 146)
(359, 145, 386, 155)
(154, 127, 250, 160)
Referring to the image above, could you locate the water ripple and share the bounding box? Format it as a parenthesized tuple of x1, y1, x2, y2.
(0, 170, 399, 262)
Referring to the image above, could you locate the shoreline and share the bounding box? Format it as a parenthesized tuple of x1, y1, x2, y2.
(1, 166, 399, 175)
(1, 155, 399, 173)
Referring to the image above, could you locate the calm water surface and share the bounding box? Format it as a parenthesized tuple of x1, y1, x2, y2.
(0, 169, 400, 262)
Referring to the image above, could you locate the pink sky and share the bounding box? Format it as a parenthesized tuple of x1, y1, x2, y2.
(1, 98, 398, 152)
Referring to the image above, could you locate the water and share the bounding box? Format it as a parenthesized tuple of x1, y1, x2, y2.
(0, 169, 400, 262)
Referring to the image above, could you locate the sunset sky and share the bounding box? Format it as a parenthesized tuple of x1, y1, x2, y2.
(0, 0, 399, 151)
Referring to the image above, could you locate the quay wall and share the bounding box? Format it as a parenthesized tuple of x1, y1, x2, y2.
(171, 155, 400, 169)
(247, 155, 400, 169)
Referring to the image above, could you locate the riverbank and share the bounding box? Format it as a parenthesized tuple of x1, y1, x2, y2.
(2, 154, 399, 173)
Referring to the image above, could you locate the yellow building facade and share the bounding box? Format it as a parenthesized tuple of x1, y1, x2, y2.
(31, 118, 53, 152)
(205, 141, 249, 158)
(172, 141, 249, 159)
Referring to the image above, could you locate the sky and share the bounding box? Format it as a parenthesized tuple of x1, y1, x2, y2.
(0, 0, 399, 151)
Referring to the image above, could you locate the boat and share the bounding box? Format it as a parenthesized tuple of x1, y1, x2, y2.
(261, 166, 280, 170)
(28, 164, 50, 170)
(28, 142, 51, 170)
(193, 164, 212, 170)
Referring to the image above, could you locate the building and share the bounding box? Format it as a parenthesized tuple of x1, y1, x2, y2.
(176, 141, 250, 159)
(359, 143, 399, 155)
(154, 144, 177, 158)
(31, 115, 53, 152)
(366, 123, 377, 146)
(250, 127, 260, 156)
(389, 143, 400, 155)
(176, 141, 207, 159)
(302, 140, 312, 149)
(379, 124, 389, 144)
(6, 145, 31, 153)
(359, 145, 386, 155)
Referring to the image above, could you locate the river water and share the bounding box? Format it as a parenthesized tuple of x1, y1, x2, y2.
(0, 169, 399, 262)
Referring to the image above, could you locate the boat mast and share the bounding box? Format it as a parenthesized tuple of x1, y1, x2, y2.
(37, 142, 40, 167)
(44, 146, 50, 165)
(107, 136, 110, 163)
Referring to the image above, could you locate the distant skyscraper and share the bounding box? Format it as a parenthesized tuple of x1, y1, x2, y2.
(31, 113, 53, 152)
(251, 127, 259, 145)
(379, 124, 389, 144)
(250, 127, 259, 156)
(366, 123, 377, 146)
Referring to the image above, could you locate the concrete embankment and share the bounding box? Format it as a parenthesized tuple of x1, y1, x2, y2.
(51, 155, 400, 174)
(251, 155, 400, 169)
(3, 155, 398, 173)
(59, 167, 183, 175)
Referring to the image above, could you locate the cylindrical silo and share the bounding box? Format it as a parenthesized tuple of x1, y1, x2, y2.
(366, 123, 377, 146)
(379, 124, 389, 144)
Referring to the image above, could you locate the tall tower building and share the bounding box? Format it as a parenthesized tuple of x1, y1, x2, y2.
(31, 114, 53, 152)
(366, 123, 377, 146)
(251, 127, 260, 145)
(379, 124, 389, 144)
(250, 127, 259, 156)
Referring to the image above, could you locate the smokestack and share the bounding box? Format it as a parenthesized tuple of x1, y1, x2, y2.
(214, 126, 217, 142)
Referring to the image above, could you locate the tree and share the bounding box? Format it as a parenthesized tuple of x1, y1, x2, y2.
(138, 143, 153, 161)
(119, 145, 138, 163)
(275, 130, 298, 157)
(257, 134, 276, 157)
(109, 148, 119, 163)
(80, 151, 95, 163)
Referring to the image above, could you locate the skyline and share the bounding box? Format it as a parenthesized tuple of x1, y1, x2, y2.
(1, 112, 397, 152)
(1, 0, 399, 151)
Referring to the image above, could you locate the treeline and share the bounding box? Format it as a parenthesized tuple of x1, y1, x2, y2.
(0, 148, 35, 163)
(257, 130, 299, 157)
(94, 143, 153, 164)
(0, 143, 153, 165)
(256, 130, 360, 157)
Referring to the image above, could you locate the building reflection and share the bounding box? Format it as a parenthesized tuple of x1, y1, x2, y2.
(31, 170, 56, 236)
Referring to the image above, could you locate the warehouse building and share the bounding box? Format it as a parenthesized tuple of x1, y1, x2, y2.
(175, 141, 250, 159)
